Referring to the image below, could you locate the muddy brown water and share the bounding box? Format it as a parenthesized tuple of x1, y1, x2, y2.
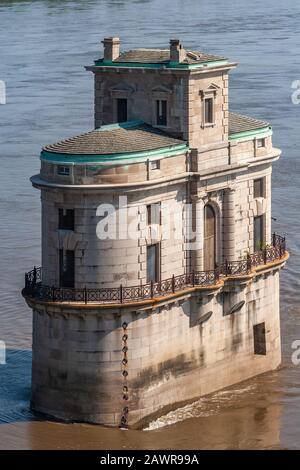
(1, 0, 300, 449)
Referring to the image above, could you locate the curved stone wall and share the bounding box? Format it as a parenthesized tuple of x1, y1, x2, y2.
(28, 268, 281, 428)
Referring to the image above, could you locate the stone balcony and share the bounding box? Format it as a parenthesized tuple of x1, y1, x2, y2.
(22, 234, 288, 309)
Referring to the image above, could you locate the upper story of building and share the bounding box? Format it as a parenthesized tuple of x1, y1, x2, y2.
(86, 37, 236, 148)
(35, 37, 280, 188)
(25, 37, 286, 294)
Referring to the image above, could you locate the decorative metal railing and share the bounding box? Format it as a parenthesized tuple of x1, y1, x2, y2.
(23, 233, 286, 305)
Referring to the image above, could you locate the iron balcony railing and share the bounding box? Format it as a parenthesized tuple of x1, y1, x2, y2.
(23, 233, 286, 305)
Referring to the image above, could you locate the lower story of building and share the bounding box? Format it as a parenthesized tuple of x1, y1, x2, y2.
(26, 264, 283, 428)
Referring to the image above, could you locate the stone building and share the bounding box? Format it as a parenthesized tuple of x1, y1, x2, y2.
(23, 38, 288, 428)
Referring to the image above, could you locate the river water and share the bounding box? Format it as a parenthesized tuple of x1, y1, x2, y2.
(0, 0, 300, 450)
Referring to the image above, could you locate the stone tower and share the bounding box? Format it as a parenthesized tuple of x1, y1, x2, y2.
(23, 38, 288, 428)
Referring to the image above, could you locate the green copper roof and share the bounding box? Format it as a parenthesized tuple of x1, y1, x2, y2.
(94, 58, 229, 70)
(41, 144, 188, 164)
(93, 48, 229, 70)
(229, 126, 272, 141)
(229, 112, 272, 141)
(40, 115, 272, 165)
(40, 120, 188, 164)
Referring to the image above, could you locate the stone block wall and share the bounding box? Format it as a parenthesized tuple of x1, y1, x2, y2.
(93, 69, 188, 138)
(40, 151, 188, 186)
(230, 136, 273, 164)
(41, 181, 188, 288)
(235, 165, 272, 255)
(29, 266, 281, 428)
(92, 67, 229, 146)
(187, 71, 229, 148)
(40, 155, 273, 288)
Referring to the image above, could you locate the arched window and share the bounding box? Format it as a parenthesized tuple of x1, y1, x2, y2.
(204, 204, 216, 271)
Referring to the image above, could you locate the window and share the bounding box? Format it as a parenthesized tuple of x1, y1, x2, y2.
(257, 138, 266, 148)
(59, 209, 74, 231)
(253, 178, 264, 199)
(147, 244, 160, 282)
(254, 215, 264, 251)
(156, 100, 167, 126)
(253, 322, 266, 355)
(204, 97, 214, 124)
(59, 249, 75, 288)
(146, 203, 161, 225)
(117, 98, 127, 123)
(150, 160, 160, 170)
(57, 165, 70, 176)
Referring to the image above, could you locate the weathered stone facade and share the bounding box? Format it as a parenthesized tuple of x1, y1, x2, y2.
(27, 266, 281, 428)
(23, 38, 287, 428)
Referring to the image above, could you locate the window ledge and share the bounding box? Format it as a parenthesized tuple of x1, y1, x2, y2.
(201, 123, 216, 129)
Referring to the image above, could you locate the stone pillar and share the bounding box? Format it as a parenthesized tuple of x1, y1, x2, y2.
(223, 188, 236, 262)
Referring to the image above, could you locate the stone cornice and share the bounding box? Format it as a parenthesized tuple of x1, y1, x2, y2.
(86, 61, 236, 74)
(31, 147, 281, 193)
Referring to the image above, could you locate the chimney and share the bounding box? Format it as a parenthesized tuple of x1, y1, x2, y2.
(102, 37, 120, 62)
(170, 39, 186, 63)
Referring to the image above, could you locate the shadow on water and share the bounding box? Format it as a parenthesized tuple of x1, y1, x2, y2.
(0, 349, 35, 424)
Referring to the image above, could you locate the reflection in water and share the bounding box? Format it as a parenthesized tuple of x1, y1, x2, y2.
(0, 0, 300, 450)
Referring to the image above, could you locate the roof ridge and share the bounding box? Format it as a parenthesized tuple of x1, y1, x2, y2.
(124, 48, 169, 52)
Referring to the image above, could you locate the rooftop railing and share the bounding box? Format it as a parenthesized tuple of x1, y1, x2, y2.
(23, 233, 286, 305)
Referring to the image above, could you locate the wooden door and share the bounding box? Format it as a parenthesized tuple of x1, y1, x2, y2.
(59, 249, 75, 288)
(254, 215, 263, 251)
(204, 205, 216, 271)
(146, 244, 160, 283)
(117, 98, 127, 123)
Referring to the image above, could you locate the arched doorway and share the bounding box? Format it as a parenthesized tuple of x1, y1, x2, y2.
(204, 204, 216, 271)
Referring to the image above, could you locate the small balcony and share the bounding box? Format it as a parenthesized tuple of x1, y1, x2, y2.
(22, 233, 287, 306)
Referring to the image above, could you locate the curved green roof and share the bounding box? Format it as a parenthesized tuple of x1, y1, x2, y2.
(41, 120, 188, 164)
(229, 112, 272, 140)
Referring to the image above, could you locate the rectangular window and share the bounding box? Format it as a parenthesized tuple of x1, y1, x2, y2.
(117, 98, 127, 123)
(59, 249, 75, 288)
(204, 97, 214, 124)
(57, 165, 70, 176)
(254, 215, 264, 251)
(253, 322, 267, 355)
(146, 203, 161, 225)
(59, 209, 75, 231)
(253, 178, 264, 199)
(150, 159, 160, 170)
(156, 100, 167, 126)
(257, 138, 266, 148)
(147, 243, 160, 283)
